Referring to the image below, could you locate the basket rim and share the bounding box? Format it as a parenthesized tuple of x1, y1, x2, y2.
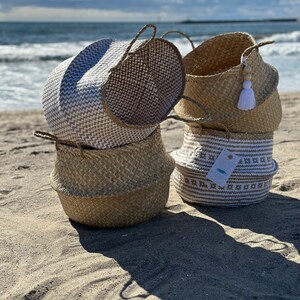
(102, 37, 186, 129)
(59, 38, 185, 131)
(55, 127, 163, 156)
(183, 31, 256, 69)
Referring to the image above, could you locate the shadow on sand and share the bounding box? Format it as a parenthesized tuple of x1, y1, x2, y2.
(72, 193, 300, 299)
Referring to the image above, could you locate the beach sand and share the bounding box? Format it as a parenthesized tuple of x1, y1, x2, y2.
(0, 93, 299, 299)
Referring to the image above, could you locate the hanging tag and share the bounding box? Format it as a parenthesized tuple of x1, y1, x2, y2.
(206, 149, 240, 187)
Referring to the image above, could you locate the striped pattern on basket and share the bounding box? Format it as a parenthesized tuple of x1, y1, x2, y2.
(171, 129, 278, 207)
(43, 39, 155, 149)
(42, 37, 185, 150)
(42, 57, 82, 143)
(172, 165, 273, 207)
(59, 39, 156, 149)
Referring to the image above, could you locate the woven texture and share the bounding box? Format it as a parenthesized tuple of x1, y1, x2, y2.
(104, 38, 185, 126)
(50, 128, 175, 227)
(174, 32, 282, 133)
(57, 176, 170, 227)
(42, 57, 83, 144)
(43, 36, 185, 149)
(171, 126, 278, 207)
(172, 166, 273, 207)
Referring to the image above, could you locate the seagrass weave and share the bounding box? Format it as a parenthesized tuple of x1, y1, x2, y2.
(171, 126, 279, 207)
(57, 176, 171, 227)
(50, 128, 175, 227)
(174, 32, 282, 133)
(42, 24, 186, 149)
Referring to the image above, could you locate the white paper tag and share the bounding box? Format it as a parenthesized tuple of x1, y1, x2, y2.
(206, 149, 240, 187)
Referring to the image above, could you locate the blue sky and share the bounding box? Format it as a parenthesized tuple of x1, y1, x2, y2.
(0, 0, 299, 22)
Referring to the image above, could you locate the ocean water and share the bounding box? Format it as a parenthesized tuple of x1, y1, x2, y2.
(0, 22, 300, 110)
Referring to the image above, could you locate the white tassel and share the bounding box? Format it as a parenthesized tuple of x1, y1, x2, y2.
(237, 62, 256, 110)
(237, 80, 256, 110)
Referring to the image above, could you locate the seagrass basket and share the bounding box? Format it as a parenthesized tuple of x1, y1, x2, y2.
(49, 128, 175, 227)
(42, 24, 186, 149)
(171, 126, 279, 207)
(174, 32, 282, 133)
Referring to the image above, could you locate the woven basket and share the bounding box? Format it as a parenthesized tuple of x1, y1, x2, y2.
(171, 126, 278, 207)
(50, 128, 175, 227)
(174, 32, 282, 133)
(42, 24, 186, 149)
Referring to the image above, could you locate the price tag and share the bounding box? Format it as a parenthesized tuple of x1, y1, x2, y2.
(206, 149, 240, 187)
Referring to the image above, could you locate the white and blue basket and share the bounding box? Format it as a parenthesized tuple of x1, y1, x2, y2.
(42, 24, 186, 149)
(172, 126, 279, 207)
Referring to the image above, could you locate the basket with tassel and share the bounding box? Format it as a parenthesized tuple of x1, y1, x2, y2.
(173, 32, 282, 133)
(161, 31, 282, 207)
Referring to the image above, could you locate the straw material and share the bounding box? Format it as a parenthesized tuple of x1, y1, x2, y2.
(42, 25, 186, 149)
(174, 32, 282, 133)
(50, 128, 175, 227)
(57, 176, 170, 227)
(171, 126, 278, 207)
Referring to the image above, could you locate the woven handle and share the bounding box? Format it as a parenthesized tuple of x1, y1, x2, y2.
(242, 40, 274, 60)
(163, 95, 211, 124)
(161, 30, 195, 50)
(34, 131, 84, 148)
(112, 24, 157, 71)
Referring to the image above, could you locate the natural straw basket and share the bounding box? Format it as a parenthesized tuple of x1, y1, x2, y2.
(42, 24, 188, 149)
(174, 32, 282, 133)
(171, 126, 279, 207)
(42, 128, 174, 227)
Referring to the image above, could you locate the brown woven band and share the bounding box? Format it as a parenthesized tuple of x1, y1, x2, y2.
(160, 30, 195, 50)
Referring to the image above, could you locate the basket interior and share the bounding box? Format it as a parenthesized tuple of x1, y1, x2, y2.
(184, 33, 255, 76)
(104, 39, 184, 126)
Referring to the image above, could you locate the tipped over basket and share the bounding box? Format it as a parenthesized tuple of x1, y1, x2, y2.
(42, 24, 186, 149)
(49, 128, 174, 227)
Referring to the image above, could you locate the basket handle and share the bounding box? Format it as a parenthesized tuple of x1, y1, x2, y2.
(161, 30, 195, 50)
(111, 24, 157, 71)
(163, 95, 211, 124)
(163, 96, 232, 139)
(34, 131, 83, 149)
(241, 40, 274, 60)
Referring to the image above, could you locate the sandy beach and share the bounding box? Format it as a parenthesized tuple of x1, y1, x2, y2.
(0, 92, 299, 299)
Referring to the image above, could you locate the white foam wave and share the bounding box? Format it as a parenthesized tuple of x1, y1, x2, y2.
(266, 31, 300, 43)
(0, 36, 212, 63)
(175, 33, 300, 57)
(1, 31, 300, 63)
(0, 41, 91, 62)
(259, 42, 300, 56)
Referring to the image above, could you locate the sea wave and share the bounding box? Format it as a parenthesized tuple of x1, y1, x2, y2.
(260, 42, 300, 56)
(0, 41, 91, 63)
(1, 32, 300, 63)
(265, 31, 300, 43)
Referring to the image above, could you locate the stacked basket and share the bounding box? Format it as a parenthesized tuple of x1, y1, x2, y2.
(36, 24, 190, 227)
(172, 32, 282, 207)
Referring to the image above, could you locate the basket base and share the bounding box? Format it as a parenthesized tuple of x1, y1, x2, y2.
(172, 168, 272, 208)
(57, 176, 170, 227)
(179, 194, 268, 208)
